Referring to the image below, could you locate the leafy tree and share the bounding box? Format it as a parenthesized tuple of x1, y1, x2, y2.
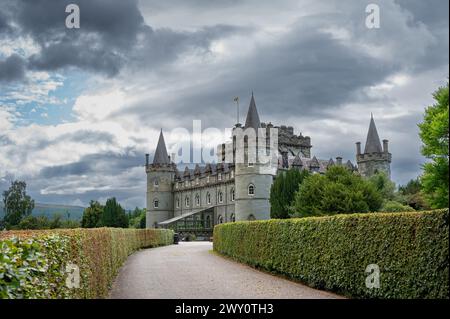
(81, 201, 104, 228)
(291, 166, 383, 217)
(101, 197, 128, 228)
(270, 169, 310, 218)
(397, 178, 430, 210)
(368, 172, 396, 201)
(418, 83, 449, 208)
(129, 207, 146, 228)
(17, 215, 49, 230)
(2, 180, 35, 229)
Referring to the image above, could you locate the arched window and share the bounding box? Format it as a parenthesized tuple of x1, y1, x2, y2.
(176, 197, 180, 208)
(248, 184, 255, 196)
(195, 193, 200, 206)
(248, 214, 256, 221)
(230, 213, 235, 222)
(217, 215, 224, 224)
(154, 179, 159, 187)
(218, 191, 223, 203)
(206, 215, 211, 228)
(185, 196, 190, 207)
(230, 188, 235, 201)
(153, 199, 159, 208)
(206, 192, 211, 204)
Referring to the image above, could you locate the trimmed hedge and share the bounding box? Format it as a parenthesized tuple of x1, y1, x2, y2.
(0, 228, 173, 298)
(213, 209, 449, 299)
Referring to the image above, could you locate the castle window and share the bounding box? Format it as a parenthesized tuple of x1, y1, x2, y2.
(248, 162, 254, 167)
(154, 179, 159, 187)
(231, 188, 235, 201)
(218, 173, 222, 181)
(231, 170, 234, 178)
(206, 192, 211, 204)
(218, 191, 223, 203)
(185, 196, 190, 207)
(176, 197, 180, 208)
(195, 194, 200, 206)
(195, 177, 199, 185)
(218, 215, 224, 224)
(248, 184, 255, 196)
(206, 215, 211, 228)
(153, 199, 159, 208)
(207, 176, 210, 183)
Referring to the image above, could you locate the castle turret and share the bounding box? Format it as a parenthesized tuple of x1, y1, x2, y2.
(146, 130, 175, 228)
(356, 115, 392, 178)
(234, 93, 276, 221)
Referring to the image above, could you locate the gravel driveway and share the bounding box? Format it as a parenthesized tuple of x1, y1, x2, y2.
(109, 241, 342, 299)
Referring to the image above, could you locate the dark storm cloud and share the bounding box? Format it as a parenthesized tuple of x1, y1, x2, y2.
(0, 0, 245, 78)
(39, 151, 143, 179)
(0, 54, 27, 82)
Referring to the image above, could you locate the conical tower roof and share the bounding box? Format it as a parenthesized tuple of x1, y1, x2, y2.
(364, 115, 383, 153)
(244, 93, 261, 129)
(153, 129, 170, 164)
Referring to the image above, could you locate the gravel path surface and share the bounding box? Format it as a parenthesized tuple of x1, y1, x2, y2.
(109, 241, 342, 299)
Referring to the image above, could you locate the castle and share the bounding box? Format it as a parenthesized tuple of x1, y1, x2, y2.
(145, 94, 391, 236)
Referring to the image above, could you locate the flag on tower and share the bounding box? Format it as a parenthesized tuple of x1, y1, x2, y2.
(233, 96, 239, 102)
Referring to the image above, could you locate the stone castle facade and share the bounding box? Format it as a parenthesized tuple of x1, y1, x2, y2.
(145, 94, 391, 234)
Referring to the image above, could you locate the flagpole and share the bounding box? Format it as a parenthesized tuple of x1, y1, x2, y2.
(234, 96, 239, 125)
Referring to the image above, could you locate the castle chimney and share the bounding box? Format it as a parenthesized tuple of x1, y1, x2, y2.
(145, 154, 149, 166)
(383, 139, 389, 153)
(336, 156, 342, 165)
(356, 142, 361, 155)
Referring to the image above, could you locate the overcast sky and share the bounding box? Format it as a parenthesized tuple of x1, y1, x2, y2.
(0, 0, 448, 209)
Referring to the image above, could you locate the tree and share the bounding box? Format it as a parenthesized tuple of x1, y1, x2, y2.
(81, 200, 104, 228)
(397, 178, 430, 210)
(101, 197, 128, 228)
(129, 207, 146, 229)
(270, 169, 310, 218)
(368, 172, 396, 201)
(380, 201, 415, 213)
(291, 166, 383, 218)
(418, 83, 449, 208)
(2, 180, 35, 229)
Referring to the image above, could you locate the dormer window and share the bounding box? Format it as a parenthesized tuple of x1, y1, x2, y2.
(218, 173, 222, 181)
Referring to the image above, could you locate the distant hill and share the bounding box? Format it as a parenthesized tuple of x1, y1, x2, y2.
(0, 203, 85, 221)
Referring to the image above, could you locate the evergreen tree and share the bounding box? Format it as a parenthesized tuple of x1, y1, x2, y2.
(81, 200, 104, 228)
(101, 197, 128, 228)
(291, 165, 383, 217)
(270, 169, 309, 218)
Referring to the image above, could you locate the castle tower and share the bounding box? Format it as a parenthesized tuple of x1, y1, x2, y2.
(233, 93, 277, 221)
(356, 115, 392, 178)
(146, 130, 175, 228)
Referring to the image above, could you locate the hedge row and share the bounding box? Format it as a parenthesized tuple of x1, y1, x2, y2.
(0, 228, 174, 299)
(213, 209, 449, 299)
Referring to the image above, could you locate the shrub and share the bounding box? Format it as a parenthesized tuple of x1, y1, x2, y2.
(380, 201, 415, 212)
(0, 227, 173, 299)
(213, 209, 449, 298)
